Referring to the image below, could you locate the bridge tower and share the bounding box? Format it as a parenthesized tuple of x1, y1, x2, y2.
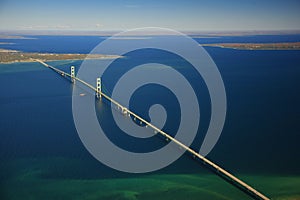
(71, 66, 75, 83)
(96, 77, 102, 100)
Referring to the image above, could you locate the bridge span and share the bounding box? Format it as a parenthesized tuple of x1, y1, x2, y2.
(36, 59, 270, 200)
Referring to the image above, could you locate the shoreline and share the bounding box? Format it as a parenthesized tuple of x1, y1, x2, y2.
(1, 40, 300, 64)
(0, 57, 121, 65)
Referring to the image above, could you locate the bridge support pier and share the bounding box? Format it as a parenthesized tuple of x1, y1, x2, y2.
(96, 77, 102, 100)
(71, 66, 75, 83)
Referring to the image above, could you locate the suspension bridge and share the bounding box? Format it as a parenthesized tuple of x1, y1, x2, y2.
(35, 59, 270, 200)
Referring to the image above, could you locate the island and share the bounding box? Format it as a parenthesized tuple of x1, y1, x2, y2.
(0, 42, 14, 45)
(202, 42, 300, 50)
(0, 49, 122, 64)
(0, 35, 35, 39)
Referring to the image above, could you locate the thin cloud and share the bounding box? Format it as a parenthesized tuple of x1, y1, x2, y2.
(55, 25, 72, 29)
(96, 24, 103, 28)
(125, 5, 140, 8)
(17, 26, 34, 29)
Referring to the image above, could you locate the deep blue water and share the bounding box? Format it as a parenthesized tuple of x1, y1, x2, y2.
(0, 35, 300, 183)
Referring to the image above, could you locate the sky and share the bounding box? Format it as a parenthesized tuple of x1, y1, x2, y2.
(0, 0, 299, 32)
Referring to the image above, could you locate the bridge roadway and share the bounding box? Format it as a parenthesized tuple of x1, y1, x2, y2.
(35, 59, 270, 200)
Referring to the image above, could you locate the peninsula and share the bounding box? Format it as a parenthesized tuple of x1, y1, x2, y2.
(202, 42, 300, 50)
(0, 49, 122, 64)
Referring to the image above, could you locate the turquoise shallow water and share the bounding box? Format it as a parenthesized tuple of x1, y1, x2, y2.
(0, 35, 300, 199)
(1, 157, 300, 200)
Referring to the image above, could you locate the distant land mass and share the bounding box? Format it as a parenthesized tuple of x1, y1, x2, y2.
(202, 42, 300, 50)
(1, 30, 300, 36)
(0, 49, 121, 64)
